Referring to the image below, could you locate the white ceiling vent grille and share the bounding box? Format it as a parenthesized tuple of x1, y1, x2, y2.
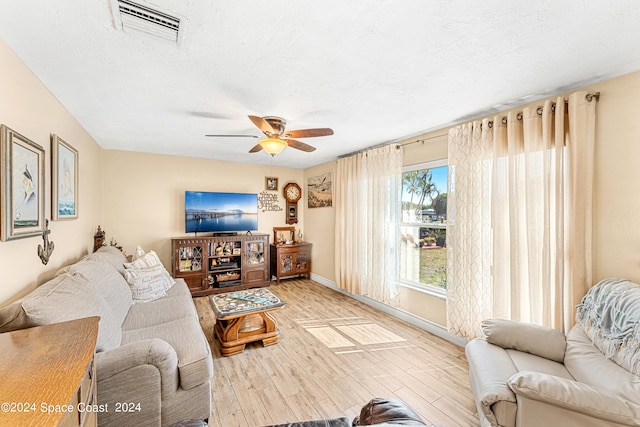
(111, 0, 184, 44)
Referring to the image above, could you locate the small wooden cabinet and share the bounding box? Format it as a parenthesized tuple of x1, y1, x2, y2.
(172, 234, 270, 296)
(0, 317, 99, 427)
(270, 242, 312, 283)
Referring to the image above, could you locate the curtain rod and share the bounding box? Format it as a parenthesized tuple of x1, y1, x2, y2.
(482, 91, 600, 128)
(338, 132, 448, 159)
(338, 91, 599, 159)
(400, 133, 448, 148)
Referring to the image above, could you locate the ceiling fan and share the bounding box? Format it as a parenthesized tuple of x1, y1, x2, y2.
(206, 115, 334, 156)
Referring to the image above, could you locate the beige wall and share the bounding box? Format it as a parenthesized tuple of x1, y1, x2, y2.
(101, 150, 305, 268)
(303, 162, 337, 282)
(0, 40, 104, 304)
(592, 72, 640, 283)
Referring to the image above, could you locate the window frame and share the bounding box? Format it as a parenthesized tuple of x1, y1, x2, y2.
(398, 158, 448, 297)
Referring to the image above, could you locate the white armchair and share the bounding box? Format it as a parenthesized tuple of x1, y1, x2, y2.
(466, 279, 640, 427)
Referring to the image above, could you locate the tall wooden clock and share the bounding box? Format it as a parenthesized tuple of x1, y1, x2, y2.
(283, 182, 301, 224)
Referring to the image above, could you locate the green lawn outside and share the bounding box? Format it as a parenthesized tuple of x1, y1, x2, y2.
(419, 248, 447, 288)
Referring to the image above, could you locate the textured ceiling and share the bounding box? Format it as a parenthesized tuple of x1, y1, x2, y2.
(2, 1, 640, 168)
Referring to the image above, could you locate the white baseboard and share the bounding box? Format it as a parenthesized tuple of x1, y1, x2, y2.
(310, 273, 467, 347)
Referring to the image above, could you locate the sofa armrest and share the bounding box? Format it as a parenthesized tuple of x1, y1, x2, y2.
(96, 338, 180, 395)
(508, 371, 640, 426)
(466, 339, 518, 426)
(482, 318, 566, 362)
(353, 398, 426, 426)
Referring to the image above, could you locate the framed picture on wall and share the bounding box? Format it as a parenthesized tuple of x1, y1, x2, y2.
(0, 125, 45, 241)
(307, 172, 332, 208)
(265, 176, 278, 191)
(51, 134, 79, 220)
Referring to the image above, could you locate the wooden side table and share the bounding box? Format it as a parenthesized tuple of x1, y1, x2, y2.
(270, 242, 312, 283)
(0, 317, 99, 427)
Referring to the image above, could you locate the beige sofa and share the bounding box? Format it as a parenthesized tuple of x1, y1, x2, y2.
(0, 246, 213, 427)
(466, 278, 640, 427)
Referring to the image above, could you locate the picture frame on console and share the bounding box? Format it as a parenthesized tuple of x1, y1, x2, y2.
(0, 125, 45, 241)
(273, 226, 295, 245)
(51, 134, 78, 220)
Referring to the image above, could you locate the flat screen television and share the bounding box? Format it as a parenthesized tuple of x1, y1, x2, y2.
(185, 191, 258, 234)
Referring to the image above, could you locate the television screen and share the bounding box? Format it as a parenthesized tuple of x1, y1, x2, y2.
(185, 191, 258, 234)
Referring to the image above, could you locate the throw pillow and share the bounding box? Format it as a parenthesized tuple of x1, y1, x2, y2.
(124, 264, 176, 303)
(21, 273, 122, 351)
(482, 318, 566, 363)
(124, 250, 162, 270)
(133, 245, 146, 260)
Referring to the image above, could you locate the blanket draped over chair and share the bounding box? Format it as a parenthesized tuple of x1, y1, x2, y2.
(576, 278, 640, 376)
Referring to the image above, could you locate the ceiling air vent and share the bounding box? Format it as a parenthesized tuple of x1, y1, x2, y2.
(111, 0, 184, 44)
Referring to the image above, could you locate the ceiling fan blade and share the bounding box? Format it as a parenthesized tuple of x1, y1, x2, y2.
(284, 128, 334, 138)
(205, 134, 259, 138)
(248, 143, 264, 153)
(248, 115, 275, 134)
(285, 139, 316, 152)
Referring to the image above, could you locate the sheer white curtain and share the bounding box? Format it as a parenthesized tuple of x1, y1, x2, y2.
(335, 144, 403, 305)
(447, 91, 597, 340)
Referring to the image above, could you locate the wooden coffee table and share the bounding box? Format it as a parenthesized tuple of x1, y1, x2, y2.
(209, 288, 285, 356)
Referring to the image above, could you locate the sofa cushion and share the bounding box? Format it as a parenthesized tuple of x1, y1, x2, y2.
(482, 318, 566, 363)
(0, 275, 61, 333)
(505, 350, 573, 380)
(508, 371, 640, 426)
(0, 273, 121, 351)
(121, 316, 213, 390)
(122, 280, 197, 331)
(565, 324, 640, 403)
(86, 246, 128, 274)
(60, 259, 133, 327)
(124, 264, 176, 303)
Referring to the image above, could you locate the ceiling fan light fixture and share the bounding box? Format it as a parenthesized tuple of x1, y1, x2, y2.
(259, 138, 287, 156)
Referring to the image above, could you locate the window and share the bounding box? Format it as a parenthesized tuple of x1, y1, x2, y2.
(399, 159, 448, 293)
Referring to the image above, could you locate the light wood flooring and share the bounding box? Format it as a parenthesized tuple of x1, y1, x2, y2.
(193, 279, 480, 427)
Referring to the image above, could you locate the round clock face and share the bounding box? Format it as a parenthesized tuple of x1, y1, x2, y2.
(286, 185, 300, 201)
(284, 183, 301, 202)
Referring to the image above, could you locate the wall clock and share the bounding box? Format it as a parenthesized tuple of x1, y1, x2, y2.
(283, 182, 301, 224)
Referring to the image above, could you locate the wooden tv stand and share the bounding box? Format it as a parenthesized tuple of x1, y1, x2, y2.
(172, 234, 270, 296)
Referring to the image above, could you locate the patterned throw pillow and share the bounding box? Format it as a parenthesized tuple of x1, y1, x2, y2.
(124, 250, 162, 270)
(122, 247, 176, 303)
(123, 264, 176, 303)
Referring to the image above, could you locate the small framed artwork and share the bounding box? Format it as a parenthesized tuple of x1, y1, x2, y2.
(265, 176, 278, 191)
(308, 172, 333, 208)
(51, 134, 79, 220)
(0, 125, 45, 241)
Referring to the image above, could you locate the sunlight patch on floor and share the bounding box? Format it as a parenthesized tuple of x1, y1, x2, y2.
(305, 326, 356, 348)
(297, 317, 409, 351)
(336, 324, 407, 345)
